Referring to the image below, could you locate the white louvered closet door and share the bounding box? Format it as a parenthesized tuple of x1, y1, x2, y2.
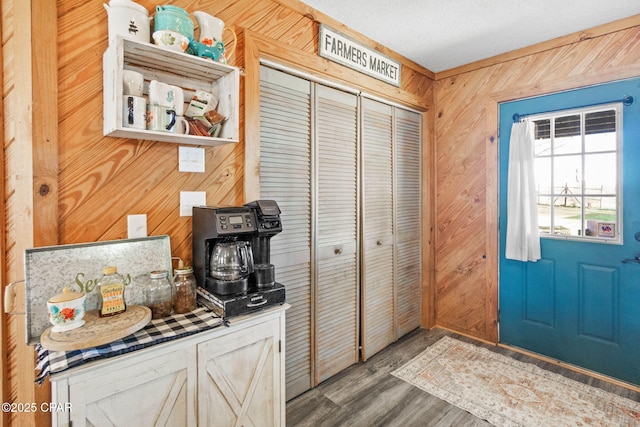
(394, 108, 422, 337)
(314, 85, 359, 383)
(361, 98, 395, 361)
(259, 66, 312, 400)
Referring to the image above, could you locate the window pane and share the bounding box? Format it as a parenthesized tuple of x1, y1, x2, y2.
(585, 131, 616, 152)
(584, 153, 616, 195)
(537, 204, 551, 234)
(534, 119, 551, 156)
(584, 198, 617, 238)
(553, 155, 582, 199)
(534, 157, 551, 194)
(554, 115, 581, 154)
(529, 105, 620, 242)
(585, 110, 616, 152)
(553, 204, 582, 236)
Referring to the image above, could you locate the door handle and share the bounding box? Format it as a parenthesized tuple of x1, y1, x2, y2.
(622, 254, 640, 264)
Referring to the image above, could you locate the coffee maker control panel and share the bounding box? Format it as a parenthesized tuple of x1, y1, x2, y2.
(215, 211, 257, 234)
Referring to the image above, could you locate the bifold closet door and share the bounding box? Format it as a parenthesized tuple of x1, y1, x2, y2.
(394, 108, 422, 337)
(361, 98, 395, 361)
(314, 85, 359, 383)
(259, 66, 312, 400)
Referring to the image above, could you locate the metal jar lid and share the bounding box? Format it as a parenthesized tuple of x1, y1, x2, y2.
(150, 270, 169, 279)
(103, 266, 118, 275)
(174, 266, 194, 275)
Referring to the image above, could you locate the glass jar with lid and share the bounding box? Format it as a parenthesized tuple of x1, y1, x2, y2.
(144, 270, 174, 319)
(173, 265, 197, 314)
(97, 266, 127, 317)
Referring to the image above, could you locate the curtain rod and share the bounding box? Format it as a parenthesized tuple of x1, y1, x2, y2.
(512, 95, 634, 123)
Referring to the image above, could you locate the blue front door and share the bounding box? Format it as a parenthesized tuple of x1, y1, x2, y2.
(499, 79, 640, 385)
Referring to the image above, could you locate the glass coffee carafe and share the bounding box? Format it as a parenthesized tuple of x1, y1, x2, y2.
(209, 241, 254, 282)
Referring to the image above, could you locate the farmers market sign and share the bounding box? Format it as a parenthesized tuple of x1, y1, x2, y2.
(319, 24, 401, 87)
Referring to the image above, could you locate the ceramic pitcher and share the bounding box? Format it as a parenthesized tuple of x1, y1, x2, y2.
(193, 11, 237, 61)
(104, 0, 150, 44)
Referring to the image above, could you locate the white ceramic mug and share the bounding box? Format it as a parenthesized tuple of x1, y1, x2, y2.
(173, 116, 190, 134)
(123, 70, 144, 96)
(146, 104, 176, 132)
(122, 95, 147, 129)
(170, 85, 185, 116)
(149, 80, 181, 108)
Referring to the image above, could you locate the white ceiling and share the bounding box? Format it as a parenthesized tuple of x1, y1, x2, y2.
(301, 0, 640, 72)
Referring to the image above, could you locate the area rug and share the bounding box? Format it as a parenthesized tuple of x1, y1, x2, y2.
(392, 336, 640, 426)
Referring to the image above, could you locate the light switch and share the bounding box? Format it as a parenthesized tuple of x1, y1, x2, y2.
(180, 191, 206, 216)
(127, 214, 147, 238)
(179, 146, 205, 173)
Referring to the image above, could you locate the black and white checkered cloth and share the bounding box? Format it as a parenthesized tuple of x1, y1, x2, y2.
(35, 307, 224, 384)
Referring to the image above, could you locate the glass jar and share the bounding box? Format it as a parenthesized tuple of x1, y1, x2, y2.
(144, 270, 174, 319)
(97, 266, 127, 317)
(173, 266, 197, 314)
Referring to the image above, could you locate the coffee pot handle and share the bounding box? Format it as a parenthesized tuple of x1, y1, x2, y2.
(239, 243, 254, 274)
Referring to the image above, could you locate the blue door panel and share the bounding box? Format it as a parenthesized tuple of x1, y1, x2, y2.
(524, 259, 554, 326)
(499, 78, 640, 385)
(578, 264, 618, 342)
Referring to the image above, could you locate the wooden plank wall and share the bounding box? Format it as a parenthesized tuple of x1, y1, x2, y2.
(2, 0, 57, 425)
(7, 0, 637, 422)
(2, 0, 434, 423)
(433, 16, 640, 342)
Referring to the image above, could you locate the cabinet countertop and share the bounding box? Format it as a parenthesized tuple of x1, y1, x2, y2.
(40, 304, 288, 382)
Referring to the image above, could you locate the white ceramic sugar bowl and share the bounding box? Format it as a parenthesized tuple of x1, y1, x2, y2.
(47, 287, 86, 332)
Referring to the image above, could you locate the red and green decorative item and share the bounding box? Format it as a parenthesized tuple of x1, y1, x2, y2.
(47, 287, 86, 332)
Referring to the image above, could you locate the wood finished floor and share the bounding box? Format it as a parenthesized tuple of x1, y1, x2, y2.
(286, 328, 640, 426)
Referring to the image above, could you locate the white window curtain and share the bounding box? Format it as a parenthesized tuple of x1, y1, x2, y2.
(505, 119, 541, 262)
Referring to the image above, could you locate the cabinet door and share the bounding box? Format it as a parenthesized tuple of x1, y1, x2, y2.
(259, 66, 313, 400)
(395, 108, 423, 337)
(361, 98, 395, 360)
(314, 85, 359, 383)
(198, 317, 283, 427)
(68, 345, 197, 426)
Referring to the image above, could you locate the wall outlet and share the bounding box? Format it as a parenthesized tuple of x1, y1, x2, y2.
(179, 146, 205, 173)
(180, 191, 206, 216)
(127, 214, 147, 238)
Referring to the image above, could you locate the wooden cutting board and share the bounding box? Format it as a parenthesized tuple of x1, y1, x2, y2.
(40, 305, 151, 351)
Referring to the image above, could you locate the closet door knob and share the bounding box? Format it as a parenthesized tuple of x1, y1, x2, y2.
(376, 240, 383, 246)
(334, 247, 343, 255)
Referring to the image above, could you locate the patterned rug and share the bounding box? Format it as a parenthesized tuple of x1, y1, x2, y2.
(392, 336, 640, 426)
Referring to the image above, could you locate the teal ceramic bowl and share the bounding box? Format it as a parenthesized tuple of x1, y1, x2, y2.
(153, 5, 194, 39)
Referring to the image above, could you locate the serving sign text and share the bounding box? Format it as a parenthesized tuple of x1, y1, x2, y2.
(319, 25, 401, 87)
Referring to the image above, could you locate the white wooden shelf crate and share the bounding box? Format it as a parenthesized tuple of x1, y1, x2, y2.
(103, 36, 239, 146)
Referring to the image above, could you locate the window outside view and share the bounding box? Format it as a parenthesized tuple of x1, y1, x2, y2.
(532, 106, 621, 241)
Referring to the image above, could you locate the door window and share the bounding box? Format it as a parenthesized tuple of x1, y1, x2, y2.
(531, 104, 622, 243)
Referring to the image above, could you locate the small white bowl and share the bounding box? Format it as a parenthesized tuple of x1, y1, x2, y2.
(152, 30, 189, 53)
(47, 287, 86, 332)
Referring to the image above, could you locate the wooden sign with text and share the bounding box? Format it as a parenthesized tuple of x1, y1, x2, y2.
(319, 25, 401, 87)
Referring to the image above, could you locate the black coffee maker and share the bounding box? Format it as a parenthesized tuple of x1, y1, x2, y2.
(192, 200, 285, 318)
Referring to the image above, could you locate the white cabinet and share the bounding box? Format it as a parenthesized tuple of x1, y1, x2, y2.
(198, 315, 283, 426)
(50, 306, 286, 427)
(103, 36, 239, 146)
